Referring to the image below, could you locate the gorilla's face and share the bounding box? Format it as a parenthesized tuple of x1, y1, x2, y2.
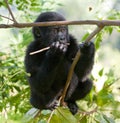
(41, 25, 69, 46)
(33, 12, 69, 47)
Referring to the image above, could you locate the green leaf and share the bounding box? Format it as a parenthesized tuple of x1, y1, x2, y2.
(116, 26, 120, 32)
(99, 68, 104, 77)
(108, 27, 113, 35)
(31, 2, 39, 6)
(104, 27, 113, 35)
(81, 32, 90, 41)
(94, 32, 102, 50)
(41, 110, 51, 115)
(95, 114, 108, 123)
(103, 114, 115, 123)
(23, 108, 40, 122)
(79, 116, 87, 123)
(55, 107, 78, 123)
(49, 114, 61, 123)
(97, 89, 114, 106)
(13, 85, 21, 92)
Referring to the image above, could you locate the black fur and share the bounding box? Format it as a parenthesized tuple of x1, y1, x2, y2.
(24, 12, 95, 114)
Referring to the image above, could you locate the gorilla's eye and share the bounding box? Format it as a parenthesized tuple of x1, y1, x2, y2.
(58, 28, 66, 34)
(60, 27, 66, 32)
(35, 27, 41, 37)
(51, 28, 57, 34)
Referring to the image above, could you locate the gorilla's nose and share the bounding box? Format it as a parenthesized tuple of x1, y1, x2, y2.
(59, 35, 65, 41)
(58, 32, 65, 41)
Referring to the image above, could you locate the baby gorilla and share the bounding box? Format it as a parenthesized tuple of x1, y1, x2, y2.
(24, 12, 95, 114)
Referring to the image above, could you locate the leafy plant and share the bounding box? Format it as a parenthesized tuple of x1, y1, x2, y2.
(0, 0, 120, 122)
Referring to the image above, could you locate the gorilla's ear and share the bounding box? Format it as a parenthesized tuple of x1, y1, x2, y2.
(33, 27, 41, 38)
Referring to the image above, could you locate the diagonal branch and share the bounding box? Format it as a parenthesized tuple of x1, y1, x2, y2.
(60, 26, 104, 105)
(85, 26, 104, 43)
(0, 14, 14, 21)
(60, 49, 81, 105)
(4, 0, 17, 23)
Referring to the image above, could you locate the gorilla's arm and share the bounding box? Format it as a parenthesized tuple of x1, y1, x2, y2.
(68, 35, 95, 82)
(66, 36, 95, 114)
(75, 42, 95, 81)
(25, 41, 67, 93)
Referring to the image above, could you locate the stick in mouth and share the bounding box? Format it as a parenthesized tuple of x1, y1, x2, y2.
(29, 42, 70, 55)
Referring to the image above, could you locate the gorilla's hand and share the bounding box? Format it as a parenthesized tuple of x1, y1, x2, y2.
(47, 41, 68, 57)
(79, 42, 95, 57)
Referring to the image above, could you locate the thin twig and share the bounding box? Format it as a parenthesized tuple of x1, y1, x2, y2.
(0, 20, 120, 28)
(85, 26, 104, 43)
(34, 110, 41, 119)
(60, 49, 81, 104)
(29, 43, 70, 55)
(78, 107, 98, 116)
(47, 110, 55, 123)
(4, 0, 17, 23)
(30, 47, 50, 55)
(0, 14, 14, 21)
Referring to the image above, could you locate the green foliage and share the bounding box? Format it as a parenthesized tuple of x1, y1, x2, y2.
(107, 10, 120, 20)
(0, 0, 120, 122)
(21, 64, 120, 123)
(0, 39, 31, 116)
(81, 32, 90, 41)
(5, 0, 61, 14)
(23, 107, 78, 123)
(0, 24, 33, 122)
(94, 31, 103, 50)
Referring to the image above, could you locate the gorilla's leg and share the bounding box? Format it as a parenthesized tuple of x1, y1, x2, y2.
(66, 79, 93, 114)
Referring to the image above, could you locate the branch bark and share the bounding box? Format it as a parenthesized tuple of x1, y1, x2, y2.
(4, 0, 17, 23)
(0, 14, 14, 21)
(0, 20, 120, 28)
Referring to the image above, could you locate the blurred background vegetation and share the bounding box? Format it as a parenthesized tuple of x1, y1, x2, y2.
(0, 0, 120, 122)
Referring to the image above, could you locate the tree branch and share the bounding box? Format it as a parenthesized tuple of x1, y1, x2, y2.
(60, 26, 104, 105)
(0, 20, 120, 28)
(4, 0, 17, 23)
(79, 107, 98, 116)
(85, 26, 104, 43)
(0, 14, 14, 22)
(60, 49, 81, 104)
